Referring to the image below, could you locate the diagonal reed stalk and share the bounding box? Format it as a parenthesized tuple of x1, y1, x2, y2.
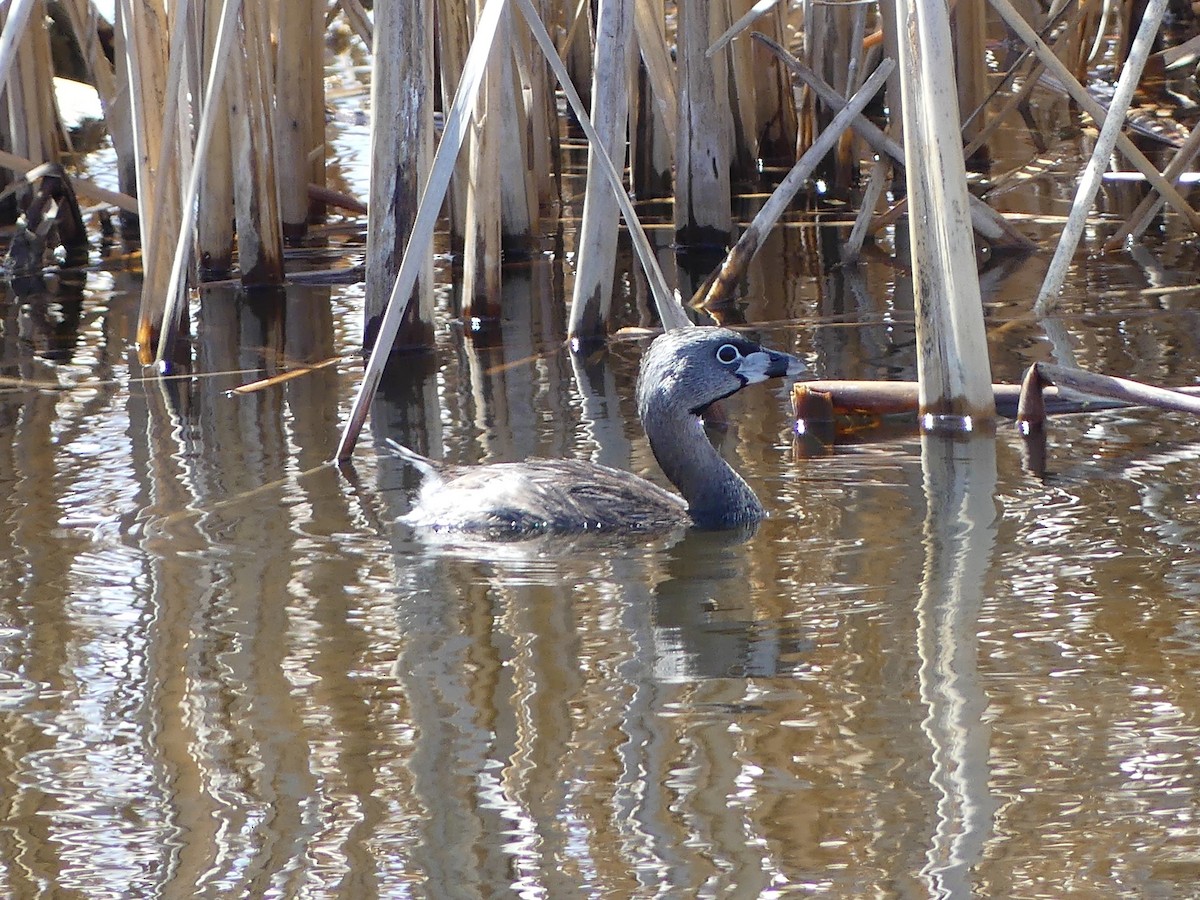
(0, 0, 38, 94)
(694, 57, 894, 308)
(1033, 0, 1168, 314)
(337, 0, 509, 461)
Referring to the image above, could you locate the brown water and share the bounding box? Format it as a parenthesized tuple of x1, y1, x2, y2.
(4, 64, 1200, 899)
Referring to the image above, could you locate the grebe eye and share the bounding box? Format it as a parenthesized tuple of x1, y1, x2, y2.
(716, 343, 741, 364)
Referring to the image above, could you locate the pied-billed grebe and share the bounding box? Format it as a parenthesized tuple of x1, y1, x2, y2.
(389, 327, 803, 535)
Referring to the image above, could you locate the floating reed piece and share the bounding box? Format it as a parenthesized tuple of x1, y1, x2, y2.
(364, 0, 434, 352)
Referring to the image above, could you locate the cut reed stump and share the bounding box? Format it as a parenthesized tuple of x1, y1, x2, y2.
(364, 0, 435, 352)
(631, 0, 674, 199)
(435, 0, 471, 246)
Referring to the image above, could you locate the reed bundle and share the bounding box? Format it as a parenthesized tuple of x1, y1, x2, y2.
(2, 1, 1197, 449)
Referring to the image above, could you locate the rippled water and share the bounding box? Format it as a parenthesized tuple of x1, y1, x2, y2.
(3, 54, 1200, 900)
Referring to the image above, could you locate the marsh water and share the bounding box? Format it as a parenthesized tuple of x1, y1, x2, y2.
(4, 61, 1200, 900)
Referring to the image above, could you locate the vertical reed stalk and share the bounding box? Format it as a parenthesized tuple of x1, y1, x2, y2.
(749, 0, 798, 165)
(563, 0, 593, 109)
(124, 0, 185, 356)
(723, 1, 761, 178)
(953, 0, 989, 165)
(988, 0, 1200, 234)
(894, 0, 995, 424)
(197, 0, 235, 275)
(228, 0, 283, 285)
(436, 0, 471, 247)
(568, 0, 634, 343)
(631, 0, 674, 198)
(495, 12, 538, 248)
(513, 2, 558, 211)
(275, 0, 321, 241)
(305, 0, 325, 224)
(462, 1, 505, 324)
(805, 0, 857, 185)
(365, 0, 434, 351)
(676, 0, 733, 247)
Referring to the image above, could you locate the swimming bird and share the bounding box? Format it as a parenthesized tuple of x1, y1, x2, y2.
(389, 326, 803, 536)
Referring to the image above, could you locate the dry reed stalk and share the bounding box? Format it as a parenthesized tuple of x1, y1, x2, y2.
(228, 0, 283, 286)
(364, 0, 434, 351)
(1105, 120, 1200, 248)
(723, 0, 762, 178)
(305, 1, 325, 224)
(1033, 0, 1168, 314)
(462, 1, 506, 324)
(894, 0, 995, 424)
(952, 0, 988, 164)
(123, 0, 186, 357)
(988, 0, 1200, 236)
(2, 0, 61, 208)
(568, 0, 634, 343)
(676, 0, 733, 247)
(57, 0, 138, 225)
(436, 0, 471, 246)
(338, 0, 509, 461)
(0, 0, 38, 91)
(755, 33, 1035, 251)
(843, 155, 889, 262)
(275, 0, 321, 241)
(516, 0, 686, 331)
(563, 0, 593, 109)
(513, 1, 558, 211)
(337, 0, 371, 44)
(631, 0, 675, 198)
(197, 0, 235, 275)
(154, 0, 242, 363)
(495, 12, 539, 248)
(747, 0, 797, 165)
(693, 58, 893, 309)
(804, 0, 858, 186)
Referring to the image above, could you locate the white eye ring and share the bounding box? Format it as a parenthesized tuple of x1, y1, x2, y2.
(716, 343, 741, 365)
